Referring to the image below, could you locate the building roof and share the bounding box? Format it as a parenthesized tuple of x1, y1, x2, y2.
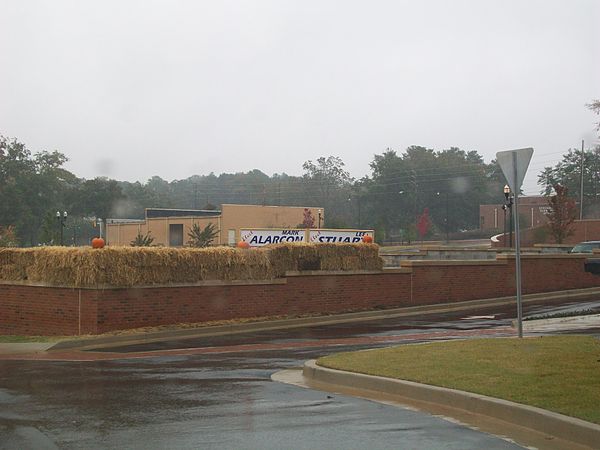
(145, 208, 221, 219)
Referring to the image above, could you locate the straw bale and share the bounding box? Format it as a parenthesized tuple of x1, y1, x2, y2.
(266, 243, 382, 275)
(0, 248, 35, 267)
(0, 243, 382, 287)
(0, 264, 26, 280)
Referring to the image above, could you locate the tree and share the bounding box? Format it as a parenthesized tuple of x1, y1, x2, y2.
(302, 156, 354, 225)
(187, 223, 219, 247)
(416, 208, 431, 240)
(587, 99, 600, 131)
(0, 136, 76, 245)
(301, 208, 315, 228)
(0, 225, 19, 247)
(364, 146, 497, 240)
(130, 231, 154, 247)
(538, 148, 600, 218)
(71, 177, 125, 222)
(546, 184, 577, 244)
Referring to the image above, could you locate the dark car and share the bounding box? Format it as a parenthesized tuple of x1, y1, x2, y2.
(570, 241, 600, 253)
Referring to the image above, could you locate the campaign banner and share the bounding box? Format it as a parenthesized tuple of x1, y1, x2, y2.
(308, 229, 374, 244)
(240, 229, 306, 246)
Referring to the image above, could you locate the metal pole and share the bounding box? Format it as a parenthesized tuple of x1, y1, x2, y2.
(580, 139, 584, 220)
(513, 153, 523, 338)
(509, 202, 513, 248)
(357, 196, 361, 228)
(445, 192, 449, 243)
(503, 205, 507, 246)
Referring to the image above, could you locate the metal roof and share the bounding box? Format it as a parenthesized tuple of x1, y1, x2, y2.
(145, 208, 221, 219)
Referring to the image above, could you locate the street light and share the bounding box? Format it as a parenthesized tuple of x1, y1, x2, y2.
(503, 185, 513, 248)
(348, 195, 362, 228)
(56, 211, 67, 246)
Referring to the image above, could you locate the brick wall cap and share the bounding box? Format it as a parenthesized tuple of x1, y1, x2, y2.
(533, 244, 573, 248)
(0, 278, 287, 289)
(400, 260, 506, 267)
(285, 270, 383, 277)
(496, 254, 588, 260)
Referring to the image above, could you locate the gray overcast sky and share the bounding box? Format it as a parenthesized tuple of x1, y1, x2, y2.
(1, 0, 599, 195)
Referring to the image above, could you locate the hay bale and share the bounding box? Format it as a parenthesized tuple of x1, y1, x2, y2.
(0, 264, 26, 280)
(0, 243, 382, 287)
(266, 243, 382, 274)
(0, 248, 36, 281)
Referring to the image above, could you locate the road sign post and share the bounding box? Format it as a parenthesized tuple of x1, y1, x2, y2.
(496, 147, 534, 338)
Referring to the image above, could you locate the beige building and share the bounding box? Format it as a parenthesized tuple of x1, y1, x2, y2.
(106, 204, 324, 247)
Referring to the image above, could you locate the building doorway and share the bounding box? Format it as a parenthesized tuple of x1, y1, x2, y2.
(169, 224, 184, 247)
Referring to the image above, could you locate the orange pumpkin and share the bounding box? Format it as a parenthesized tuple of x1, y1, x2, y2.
(237, 241, 250, 249)
(91, 237, 105, 249)
(362, 235, 373, 244)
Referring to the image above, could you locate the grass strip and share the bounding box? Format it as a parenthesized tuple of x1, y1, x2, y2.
(317, 335, 600, 424)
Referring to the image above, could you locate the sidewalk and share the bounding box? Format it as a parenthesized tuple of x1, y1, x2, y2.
(0, 342, 54, 355)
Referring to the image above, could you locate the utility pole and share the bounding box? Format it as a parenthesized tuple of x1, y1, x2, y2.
(445, 191, 449, 243)
(411, 170, 418, 230)
(193, 183, 198, 209)
(580, 139, 585, 220)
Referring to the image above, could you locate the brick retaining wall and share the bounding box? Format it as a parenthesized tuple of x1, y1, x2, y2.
(1, 255, 598, 336)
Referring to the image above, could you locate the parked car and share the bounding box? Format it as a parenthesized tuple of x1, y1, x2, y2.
(570, 241, 600, 253)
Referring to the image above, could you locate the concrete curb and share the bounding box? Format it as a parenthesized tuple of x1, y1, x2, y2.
(303, 360, 600, 449)
(46, 286, 600, 352)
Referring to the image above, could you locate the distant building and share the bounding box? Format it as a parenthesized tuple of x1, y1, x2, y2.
(479, 196, 549, 230)
(106, 204, 324, 247)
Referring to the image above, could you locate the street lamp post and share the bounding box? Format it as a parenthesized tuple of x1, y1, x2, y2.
(503, 185, 513, 248)
(56, 211, 67, 246)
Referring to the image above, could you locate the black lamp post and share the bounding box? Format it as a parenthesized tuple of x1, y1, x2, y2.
(503, 185, 513, 248)
(56, 211, 67, 246)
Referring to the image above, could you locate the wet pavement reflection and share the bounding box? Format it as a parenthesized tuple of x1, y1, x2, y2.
(1, 299, 599, 449)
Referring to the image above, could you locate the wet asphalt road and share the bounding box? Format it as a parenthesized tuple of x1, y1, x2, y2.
(1, 299, 599, 450)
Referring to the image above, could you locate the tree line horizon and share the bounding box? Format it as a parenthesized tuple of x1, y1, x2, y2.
(1, 130, 599, 247)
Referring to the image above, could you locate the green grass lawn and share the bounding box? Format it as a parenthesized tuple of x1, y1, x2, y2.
(317, 335, 600, 424)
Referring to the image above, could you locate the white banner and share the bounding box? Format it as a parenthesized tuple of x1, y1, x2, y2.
(309, 229, 374, 244)
(240, 229, 306, 246)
